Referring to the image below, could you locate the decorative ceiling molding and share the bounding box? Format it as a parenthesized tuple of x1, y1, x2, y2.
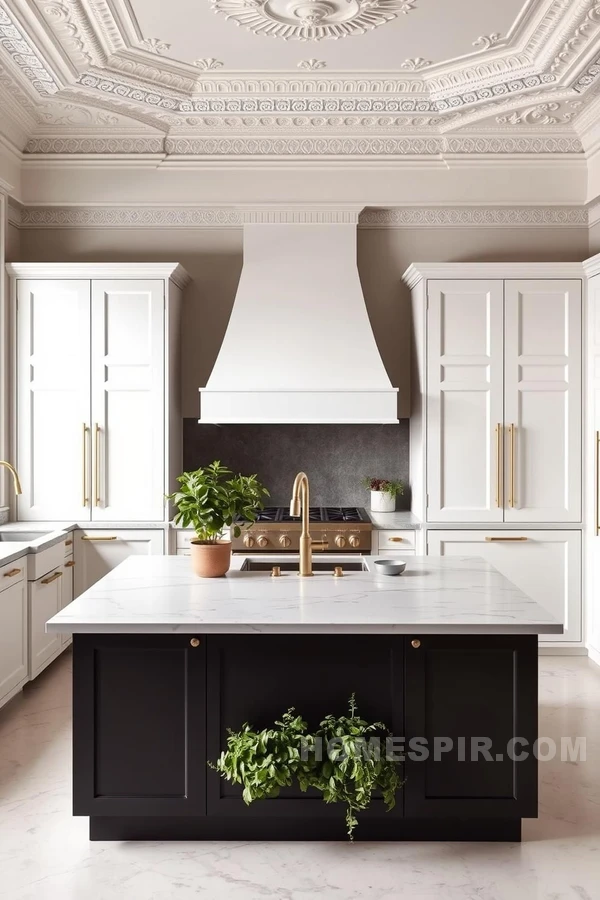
(9, 203, 589, 228)
(210, 0, 417, 43)
(193, 58, 224, 70)
(22, 134, 584, 156)
(0, 5, 60, 95)
(0, 0, 599, 160)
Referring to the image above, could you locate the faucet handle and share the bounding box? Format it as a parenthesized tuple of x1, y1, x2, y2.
(311, 540, 329, 552)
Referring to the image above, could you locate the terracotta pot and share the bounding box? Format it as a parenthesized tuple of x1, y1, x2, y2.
(190, 540, 232, 578)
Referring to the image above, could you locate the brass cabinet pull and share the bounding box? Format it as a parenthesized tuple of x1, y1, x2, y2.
(41, 571, 63, 585)
(485, 536, 528, 542)
(82, 423, 89, 506)
(81, 535, 117, 541)
(94, 423, 101, 507)
(596, 431, 600, 537)
(65, 539, 73, 547)
(495, 423, 503, 508)
(388, 537, 404, 542)
(65, 560, 75, 568)
(3, 568, 21, 578)
(190, 638, 200, 648)
(508, 423, 516, 508)
(411, 639, 421, 649)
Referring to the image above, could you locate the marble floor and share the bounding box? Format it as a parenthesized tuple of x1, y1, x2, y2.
(0, 653, 599, 900)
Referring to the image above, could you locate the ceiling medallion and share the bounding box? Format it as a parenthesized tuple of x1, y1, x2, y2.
(210, 0, 417, 41)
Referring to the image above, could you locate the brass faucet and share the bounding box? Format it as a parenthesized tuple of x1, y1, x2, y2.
(0, 461, 22, 495)
(290, 472, 328, 576)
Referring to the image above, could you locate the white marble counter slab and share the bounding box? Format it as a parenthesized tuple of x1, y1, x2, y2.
(366, 511, 421, 529)
(47, 554, 561, 636)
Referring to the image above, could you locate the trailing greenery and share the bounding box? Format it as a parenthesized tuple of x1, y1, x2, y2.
(167, 460, 269, 542)
(362, 476, 404, 498)
(309, 694, 403, 839)
(210, 695, 403, 839)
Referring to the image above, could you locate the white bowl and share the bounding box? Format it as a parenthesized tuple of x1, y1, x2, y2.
(373, 558, 406, 576)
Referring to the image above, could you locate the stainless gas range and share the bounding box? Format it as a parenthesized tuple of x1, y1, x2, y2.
(230, 506, 372, 554)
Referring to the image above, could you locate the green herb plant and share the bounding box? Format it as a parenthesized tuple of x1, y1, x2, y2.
(210, 695, 403, 839)
(362, 477, 404, 498)
(210, 709, 313, 804)
(167, 460, 269, 542)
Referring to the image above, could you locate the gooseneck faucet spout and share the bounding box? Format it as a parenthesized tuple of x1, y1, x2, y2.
(290, 472, 328, 576)
(0, 461, 22, 496)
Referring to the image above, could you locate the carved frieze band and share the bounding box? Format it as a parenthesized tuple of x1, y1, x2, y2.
(24, 135, 583, 155)
(12, 205, 589, 228)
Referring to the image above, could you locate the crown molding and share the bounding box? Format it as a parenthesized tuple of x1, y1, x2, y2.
(5, 261, 192, 287)
(9, 203, 589, 229)
(7, 195, 22, 225)
(403, 260, 585, 288)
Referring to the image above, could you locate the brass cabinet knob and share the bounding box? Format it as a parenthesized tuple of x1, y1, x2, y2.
(190, 638, 200, 648)
(333, 566, 344, 578)
(411, 639, 421, 649)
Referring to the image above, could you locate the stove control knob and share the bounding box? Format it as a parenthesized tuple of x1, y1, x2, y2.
(279, 535, 291, 548)
(243, 533, 255, 548)
(348, 534, 360, 548)
(335, 535, 347, 549)
(256, 534, 269, 548)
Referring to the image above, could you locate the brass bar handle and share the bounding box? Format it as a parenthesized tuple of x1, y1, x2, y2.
(596, 431, 600, 537)
(82, 423, 89, 507)
(41, 571, 63, 585)
(3, 568, 21, 578)
(485, 536, 528, 542)
(388, 537, 404, 542)
(495, 424, 502, 508)
(65, 561, 75, 568)
(94, 423, 101, 507)
(508, 423, 516, 508)
(81, 535, 118, 541)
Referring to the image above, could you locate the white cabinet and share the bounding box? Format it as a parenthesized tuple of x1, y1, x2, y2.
(504, 281, 581, 523)
(74, 529, 164, 595)
(29, 566, 63, 678)
(91, 281, 165, 522)
(427, 530, 582, 644)
(10, 264, 189, 523)
(0, 561, 27, 708)
(426, 280, 504, 522)
(61, 556, 74, 647)
(405, 267, 582, 524)
(15, 279, 91, 521)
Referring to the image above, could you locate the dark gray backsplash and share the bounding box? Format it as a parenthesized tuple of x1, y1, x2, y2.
(183, 422, 410, 508)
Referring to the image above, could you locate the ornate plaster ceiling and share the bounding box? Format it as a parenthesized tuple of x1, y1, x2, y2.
(0, 0, 599, 159)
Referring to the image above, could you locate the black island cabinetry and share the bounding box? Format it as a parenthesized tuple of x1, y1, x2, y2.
(73, 632, 537, 841)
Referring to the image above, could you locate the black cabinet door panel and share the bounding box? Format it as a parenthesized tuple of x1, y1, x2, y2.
(206, 634, 403, 818)
(404, 635, 537, 818)
(73, 634, 206, 816)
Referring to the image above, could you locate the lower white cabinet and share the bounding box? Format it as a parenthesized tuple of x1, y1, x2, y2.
(0, 565, 28, 708)
(74, 529, 164, 595)
(427, 530, 582, 644)
(29, 566, 63, 679)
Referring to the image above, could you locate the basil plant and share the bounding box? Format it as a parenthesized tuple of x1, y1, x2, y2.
(167, 461, 269, 543)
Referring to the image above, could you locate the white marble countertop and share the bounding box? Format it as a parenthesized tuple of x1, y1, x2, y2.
(366, 511, 421, 529)
(47, 553, 561, 636)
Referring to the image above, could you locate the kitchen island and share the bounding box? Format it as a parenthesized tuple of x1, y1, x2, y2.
(48, 554, 561, 842)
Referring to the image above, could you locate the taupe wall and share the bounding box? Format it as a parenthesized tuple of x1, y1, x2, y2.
(19, 224, 589, 418)
(6, 223, 20, 262)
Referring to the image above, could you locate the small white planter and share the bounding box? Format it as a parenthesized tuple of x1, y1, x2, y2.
(370, 490, 396, 513)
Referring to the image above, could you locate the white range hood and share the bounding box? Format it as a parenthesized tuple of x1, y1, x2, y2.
(199, 209, 398, 424)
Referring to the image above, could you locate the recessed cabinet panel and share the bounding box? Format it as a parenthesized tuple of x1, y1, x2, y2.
(426, 280, 504, 522)
(427, 530, 581, 644)
(0, 579, 28, 704)
(504, 280, 582, 522)
(91, 281, 165, 522)
(74, 530, 164, 596)
(16, 280, 91, 521)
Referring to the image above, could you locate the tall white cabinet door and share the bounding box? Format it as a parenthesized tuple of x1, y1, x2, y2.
(504, 280, 582, 523)
(91, 281, 165, 522)
(17, 280, 91, 521)
(426, 280, 504, 522)
(74, 529, 164, 595)
(427, 530, 582, 644)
